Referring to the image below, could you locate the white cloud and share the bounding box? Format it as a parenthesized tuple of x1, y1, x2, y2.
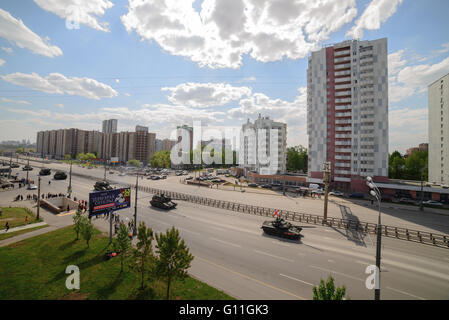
(0, 8, 62, 58)
(397, 56, 449, 91)
(115, 79, 120, 83)
(389, 107, 428, 154)
(162, 82, 252, 108)
(346, 0, 402, 39)
(121, 0, 358, 69)
(435, 42, 449, 55)
(1, 46, 13, 54)
(1, 72, 118, 100)
(33, 0, 114, 32)
(388, 49, 407, 76)
(0, 58, 4, 67)
(1, 97, 31, 105)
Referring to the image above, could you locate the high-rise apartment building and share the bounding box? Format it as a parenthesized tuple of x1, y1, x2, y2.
(240, 114, 287, 175)
(307, 38, 389, 191)
(102, 119, 118, 134)
(429, 72, 449, 185)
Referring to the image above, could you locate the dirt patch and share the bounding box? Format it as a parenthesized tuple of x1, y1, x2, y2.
(9, 241, 26, 248)
(58, 292, 89, 300)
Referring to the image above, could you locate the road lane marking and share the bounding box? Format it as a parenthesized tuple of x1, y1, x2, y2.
(279, 273, 313, 286)
(177, 227, 200, 236)
(354, 260, 389, 271)
(386, 287, 426, 300)
(210, 237, 242, 248)
(309, 265, 364, 282)
(253, 249, 294, 263)
(297, 252, 306, 257)
(195, 256, 306, 300)
(209, 225, 227, 232)
(272, 241, 290, 247)
(327, 259, 335, 263)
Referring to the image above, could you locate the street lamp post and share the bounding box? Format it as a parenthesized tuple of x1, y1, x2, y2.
(68, 160, 72, 197)
(419, 165, 427, 211)
(26, 156, 30, 186)
(367, 176, 382, 300)
(133, 173, 139, 236)
(322, 162, 331, 222)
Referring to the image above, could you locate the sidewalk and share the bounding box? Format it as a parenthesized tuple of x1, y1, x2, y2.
(0, 221, 47, 235)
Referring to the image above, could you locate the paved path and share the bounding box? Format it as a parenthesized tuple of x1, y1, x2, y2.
(0, 221, 47, 235)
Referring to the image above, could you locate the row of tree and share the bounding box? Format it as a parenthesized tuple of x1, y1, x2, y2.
(389, 150, 428, 181)
(73, 212, 193, 300)
(287, 145, 308, 173)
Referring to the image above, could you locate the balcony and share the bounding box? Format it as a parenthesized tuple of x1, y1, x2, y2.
(335, 76, 351, 84)
(335, 90, 351, 97)
(335, 111, 352, 117)
(334, 57, 351, 64)
(335, 148, 351, 153)
(335, 133, 352, 139)
(335, 105, 351, 111)
(334, 49, 350, 58)
(335, 170, 351, 175)
(335, 70, 351, 77)
(334, 63, 351, 71)
(335, 98, 351, 104)
(335, 140, 352, 146)
(335, 119, 352, 125)
(335, 155, 351, 160)
(335, 83, 351, 90)
(334, 176, 351, 182)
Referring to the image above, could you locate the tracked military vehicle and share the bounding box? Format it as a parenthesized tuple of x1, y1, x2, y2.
(94, 181, 113, 191)
(39, 168, 51, 176)
(150, 194, 177, 210)
(261, 217, 302, 240)
(53, 171, 67, 180)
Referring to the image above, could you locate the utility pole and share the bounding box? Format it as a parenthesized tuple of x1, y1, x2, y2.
(104, 162, 107, 181)
(26, 156, 30, 186)
(419, 165, 427, 211)
(37, 176, 41, 220)
(133, 173, 138, 236)
(322, 161, 331, 222)
(68, 160, 72, 197)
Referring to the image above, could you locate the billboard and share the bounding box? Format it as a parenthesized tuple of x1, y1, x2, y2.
(89, 188, 131, 216)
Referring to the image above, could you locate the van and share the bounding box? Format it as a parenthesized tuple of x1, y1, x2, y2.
(309, 183, 320, 190)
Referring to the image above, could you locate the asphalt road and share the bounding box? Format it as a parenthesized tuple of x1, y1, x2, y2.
(1, 161, 448, 300)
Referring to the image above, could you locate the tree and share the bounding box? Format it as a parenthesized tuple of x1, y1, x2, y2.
(155, 227, 194, 300)
(73, 210, 83, 240)
(80, 216, 94, 248)
(150, 151, 171, 168)
(287, 145, 308, 173)
(389, 151, 405, 179)
(127, 159, 141, 167)
(16, 147, 24, 155)
(129, 222, 154, 289)
(312, 275, 347, 300)
(65, 154, 72, 161)
(405, 150, 428, 181)
(115, 223, 132, 272)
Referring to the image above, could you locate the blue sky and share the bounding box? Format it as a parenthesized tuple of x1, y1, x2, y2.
(0, 0, 448, 154)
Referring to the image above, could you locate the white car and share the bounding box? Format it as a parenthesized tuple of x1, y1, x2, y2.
(27, 184, 37, 190)
(423, 200, 443, 206)
(329, 191, 344, 197)
(118, 172, 126, 176)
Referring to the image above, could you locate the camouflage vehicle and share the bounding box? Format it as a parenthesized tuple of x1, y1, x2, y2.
(39, 168, 51, 176)
(94, 181, 113, 191)
(150, 194, 177, 210)
(53, 171, 67, 180)
(261, 217, 302, 240)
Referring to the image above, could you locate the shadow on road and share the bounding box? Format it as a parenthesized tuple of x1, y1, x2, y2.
(332, 201, 367, 247)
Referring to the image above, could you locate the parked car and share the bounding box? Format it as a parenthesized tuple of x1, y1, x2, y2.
(261, 184, 272, 189)
(349, 193, 364, 199)
(109, 171, 114, 174)
(329, 191, 344, 197)
(118, 172, 126, 176)
(248, 183, 258, 187)
(27, 184, 37, 190)
(422, 200, 443, 206)
(160, 175, 167, 179)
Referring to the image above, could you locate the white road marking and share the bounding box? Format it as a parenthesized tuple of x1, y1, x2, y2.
(309, 265, 364, 282)
(279, 273, 313, 286)
(328, 259, 335, 263)
(355, 260, 388, 271)
(253, 250, 294, 263)
(297, 252, 307, 257)
(178, 227, 201, 236)
(210, 237, 242, 248)
(272, 241, 290, 247)
(386, 287, 426, 300)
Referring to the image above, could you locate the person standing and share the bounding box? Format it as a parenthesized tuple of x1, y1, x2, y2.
(25, 216, 28, 224)
(5, 222, 9, 232)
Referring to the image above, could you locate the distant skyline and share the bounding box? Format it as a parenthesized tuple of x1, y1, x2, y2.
(1, 0, 449, 154)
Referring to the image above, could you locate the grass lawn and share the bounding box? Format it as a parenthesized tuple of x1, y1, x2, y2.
(0, 224, 48, 241)
(0, 225, 235, 300)
(0, 207, 42, 230)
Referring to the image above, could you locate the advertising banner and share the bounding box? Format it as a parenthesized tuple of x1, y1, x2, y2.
(89, 188, 131, 216)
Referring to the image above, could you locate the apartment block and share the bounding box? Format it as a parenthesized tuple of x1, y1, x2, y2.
(102, 119, 118, 134)
(240, 114, 287, 175)
(429, 72, 449, 185)
(307, 38, 389, 191)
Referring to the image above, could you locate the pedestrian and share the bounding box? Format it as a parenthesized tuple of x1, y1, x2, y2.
(25, 216, 28, 224)
(5, 222, 9, 232)
(67, 204, 70, 212)
(48, 180, 51, 185)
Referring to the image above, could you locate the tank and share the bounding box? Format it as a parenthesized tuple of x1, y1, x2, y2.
(53, 171, 67, 180)
(261, 217, 302, 240)
(150, 194, 177, 210)
(39, 168, 51, 176)
(94, 181, 113, 191)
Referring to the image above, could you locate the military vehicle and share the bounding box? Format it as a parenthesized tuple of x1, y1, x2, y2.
(39, 168, 51, 176)
(10, 163, 20, 168)
(261, 217, 302, 240)
(94, 181, 113, 191)
(150, 194, 177, 210)
(53, 171, 67, 180)
(22, 165, 33, 171)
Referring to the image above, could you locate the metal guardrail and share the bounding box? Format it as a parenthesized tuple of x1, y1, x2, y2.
(10, 160, 448, 250)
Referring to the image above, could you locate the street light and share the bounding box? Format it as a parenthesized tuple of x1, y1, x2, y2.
(366, 176, 382, 300)
(68, 160, 72, 197)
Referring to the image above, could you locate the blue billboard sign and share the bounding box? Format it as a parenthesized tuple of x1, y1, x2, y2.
(89, 188, 131, 216)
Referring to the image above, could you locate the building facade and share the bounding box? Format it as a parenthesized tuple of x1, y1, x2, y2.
(240, 114, 287, 175)
(429, 72, 449, 185)
(102, 119, 118, 134)
(307, 38, 389, 191)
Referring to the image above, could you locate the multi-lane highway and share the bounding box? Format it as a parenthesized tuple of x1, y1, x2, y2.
(1, 157, 449, 300)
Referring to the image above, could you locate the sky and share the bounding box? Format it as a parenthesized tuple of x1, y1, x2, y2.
(0, 0, 448, 154)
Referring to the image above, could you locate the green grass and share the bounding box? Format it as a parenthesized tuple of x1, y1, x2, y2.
(0, 207, 42, 230)
(0, 225, 48, 241)
(0, 225, 235, 300)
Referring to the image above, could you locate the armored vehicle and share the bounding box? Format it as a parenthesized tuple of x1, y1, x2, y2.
(94, 181, 113, 191)
(53, 171, 67, 180)
(39, 168, 51, 176)
(150, 194, 177, 210)
(22, 165, 33, 171)
(261, 217, 302, 240)
(10, 163, 20, 168)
